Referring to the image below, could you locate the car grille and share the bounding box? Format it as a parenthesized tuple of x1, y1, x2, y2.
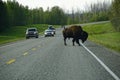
(28, 32, 34, 35)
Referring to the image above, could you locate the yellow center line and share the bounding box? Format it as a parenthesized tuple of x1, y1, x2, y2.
(6, 59, 16, 65)
(23, 52, 28, 56)
(38, 45, 41, 47)
(32, 48, 36, 51)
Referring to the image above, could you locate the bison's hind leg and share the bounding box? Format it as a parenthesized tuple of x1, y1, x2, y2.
(72, 38, 76, 46)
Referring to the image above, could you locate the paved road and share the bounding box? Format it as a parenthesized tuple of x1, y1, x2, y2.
(0, 28, 120, 80)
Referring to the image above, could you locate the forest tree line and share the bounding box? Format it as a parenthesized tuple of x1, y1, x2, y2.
(0, 0, 120, 31)
(110, 0, 120, 31)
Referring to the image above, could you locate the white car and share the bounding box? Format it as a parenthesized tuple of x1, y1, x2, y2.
(44, 29, 54, 37)
(48, 25, 56, 34)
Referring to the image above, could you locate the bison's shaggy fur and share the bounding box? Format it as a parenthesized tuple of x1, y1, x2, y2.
(62, 25, 88, 46)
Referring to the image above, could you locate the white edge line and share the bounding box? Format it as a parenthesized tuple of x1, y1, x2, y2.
(80, 42, 120, 80)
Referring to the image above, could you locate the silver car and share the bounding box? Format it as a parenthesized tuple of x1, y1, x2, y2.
(26, 28, 39, 39)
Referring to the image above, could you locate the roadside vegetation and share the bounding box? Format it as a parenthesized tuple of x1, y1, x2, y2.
(110, 0, 120, 31)
(83, 22, 120, 53)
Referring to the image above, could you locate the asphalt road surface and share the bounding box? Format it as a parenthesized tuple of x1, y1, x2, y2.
(0, 28, 120, 80)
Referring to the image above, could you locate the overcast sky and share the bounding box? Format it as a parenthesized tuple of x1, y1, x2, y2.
(3, 0, 112, 12)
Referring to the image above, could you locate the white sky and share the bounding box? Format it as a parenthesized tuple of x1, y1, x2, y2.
(3, 0, 112, 12)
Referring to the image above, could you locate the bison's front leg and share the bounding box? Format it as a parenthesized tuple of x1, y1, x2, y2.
(64, 37, 67, 46)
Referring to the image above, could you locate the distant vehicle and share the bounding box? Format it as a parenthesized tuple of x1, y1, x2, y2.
(48, 25, 56, 34)
(26, 28, 39, 39)
(44, 29, 54, 37)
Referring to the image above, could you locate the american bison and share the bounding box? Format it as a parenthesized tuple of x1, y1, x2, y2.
(62, 25, 88, 46)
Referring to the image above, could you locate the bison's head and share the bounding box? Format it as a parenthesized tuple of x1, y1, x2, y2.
(81, 31, 88, 43)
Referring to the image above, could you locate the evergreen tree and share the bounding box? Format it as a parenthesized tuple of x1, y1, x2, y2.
(111, 0, 120, 31)
(0, 1, 8, 32)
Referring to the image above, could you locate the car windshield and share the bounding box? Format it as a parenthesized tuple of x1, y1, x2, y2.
(46, 30, 53, 32)
(48, 26, 55, 30)
(28, 29, 36, 31)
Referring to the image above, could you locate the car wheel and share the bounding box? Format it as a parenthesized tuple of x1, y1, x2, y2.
(36, 36, 38, 38)
(26, 37, 29, 39)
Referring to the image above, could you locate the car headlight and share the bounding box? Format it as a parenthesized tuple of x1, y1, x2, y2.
(44, 32, 47, 35)
(34, 32, 37, 34)
(52, 32, 54, 34)
(26, 32, 28, 34)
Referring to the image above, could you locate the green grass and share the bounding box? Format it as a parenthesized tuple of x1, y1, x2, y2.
(83, 22, 116, 34)
(0, 36, 23, 44)
(0, 24, 60, 45)
(83, 22, 120, 53)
